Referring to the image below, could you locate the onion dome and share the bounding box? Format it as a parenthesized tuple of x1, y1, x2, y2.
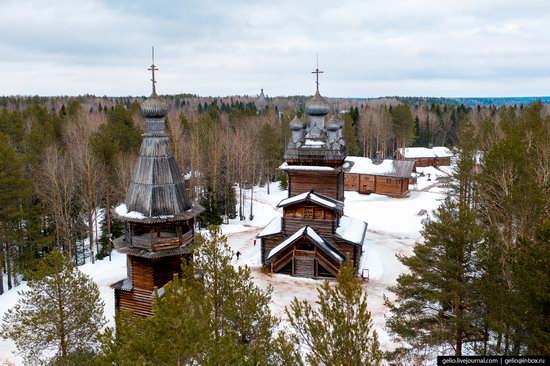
(141, 92, 169, 118)
(289, 115, 305, 130)
(326, 114, 343, 131)
(305, 90, 331, 116)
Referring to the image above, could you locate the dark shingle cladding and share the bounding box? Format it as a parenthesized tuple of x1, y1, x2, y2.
(124, 92, 195, 217)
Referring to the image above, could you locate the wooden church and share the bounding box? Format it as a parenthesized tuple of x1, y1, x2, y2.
(258, 69, 368, 278)
(111, 59, 203, 317)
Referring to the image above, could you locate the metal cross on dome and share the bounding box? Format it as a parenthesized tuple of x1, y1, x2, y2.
(148, 47, 158, 94)
(311, 54, 323, 93)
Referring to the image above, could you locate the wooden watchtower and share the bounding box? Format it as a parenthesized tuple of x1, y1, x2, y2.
(111, 56, 203, 317)
(258, 67, 367, 279)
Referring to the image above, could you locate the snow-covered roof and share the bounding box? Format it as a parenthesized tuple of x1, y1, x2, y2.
(257, 217, 282, 238)
(114, 203, 203, 224)
(397, 146, 453, 159)
(279, 162, 335, 172)
(343, 156, 414, 178)
(335, 215, 368, 246)
(267, 226, 345, 262)
(277, 191, 344, 212)
(115, 203, 147, 220)
(304, 139, 325, 147)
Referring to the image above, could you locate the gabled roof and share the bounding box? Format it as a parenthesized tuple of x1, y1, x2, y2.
(335, 215, 368, 246)
(277, 191, 344, 212)
(257, 217, 283, 238)
(397, 146, 453, 159)
(343, 156, 414, 178)
(267, 226, 345, 263)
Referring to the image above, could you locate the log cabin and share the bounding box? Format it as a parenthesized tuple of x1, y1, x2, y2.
(259, 70, 368, 279)
(395, 146, 453, 168)
(343, 156, 415, 197)
(111, 65, 203, 317)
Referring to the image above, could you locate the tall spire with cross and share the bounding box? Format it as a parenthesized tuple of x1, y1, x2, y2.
(148, 46, 158, 95)
(311, 54, 324, 93)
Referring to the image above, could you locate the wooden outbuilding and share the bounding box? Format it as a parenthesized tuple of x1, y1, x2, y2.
(259, 71, 368, 279)
(111, 65, 203, 317)
(343, 156, 415, 197)
(395, 146, 453, 168)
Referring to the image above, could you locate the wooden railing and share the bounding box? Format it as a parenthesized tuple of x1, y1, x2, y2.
(271, 250, 293, 273)
(315, 251, 340, 277)
(131, 230, 195, 251)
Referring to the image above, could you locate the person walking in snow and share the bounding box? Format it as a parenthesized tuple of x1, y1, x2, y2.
(236, 251, 241, 260)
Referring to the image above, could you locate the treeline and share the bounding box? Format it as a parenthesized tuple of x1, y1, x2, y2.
(0, 101, 143, 294)
(386, 102, 550, 360)
(1, 94, 549, 297)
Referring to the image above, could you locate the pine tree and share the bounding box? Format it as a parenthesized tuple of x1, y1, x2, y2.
(259, 122, 281, 193)
(286, 261, 382, 366)
(342, 114, 360, 156)
(390, 104, 415, 150)
(385, 198, 483, 359)
(1, 250, 105, 365)
(0, 132, 31, 293)
(386, 126, 483, 359)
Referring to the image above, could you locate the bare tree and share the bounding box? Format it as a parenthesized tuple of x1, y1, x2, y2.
(37, 145, 79, 261)
(64, 113, 104, 264)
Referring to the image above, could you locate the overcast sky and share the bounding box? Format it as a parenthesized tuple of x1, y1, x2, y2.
(1, 0, 549, 97)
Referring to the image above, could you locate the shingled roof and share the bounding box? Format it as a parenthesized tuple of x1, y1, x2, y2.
(123, 93, 196, 220)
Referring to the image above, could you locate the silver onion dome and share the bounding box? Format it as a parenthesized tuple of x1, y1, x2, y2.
(305, 91, 331, 116)
(326, 114, 343, 131)
(289, 115, 305, 130)
(141, 93, 169, 118)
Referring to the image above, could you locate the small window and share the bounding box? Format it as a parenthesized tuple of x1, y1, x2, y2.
(304, 208, 314, 220)
(386, 178, 392, 183)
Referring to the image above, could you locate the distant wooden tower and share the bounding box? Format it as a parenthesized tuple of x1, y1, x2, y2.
(111, 53, 203, 317)
(258, 67, 367, 278)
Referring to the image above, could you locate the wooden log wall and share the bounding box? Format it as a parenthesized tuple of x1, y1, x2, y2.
(130, 256, 155, 291)
(288, 171, 344, 201)
(284, 217, 335, 239)
(294, 256, 315, 277)
(374, 176, 404, 195)
(344, 173, 359, 191)
(435, 157, 451, 166)
(261, 235, 285, 264)
(153, 256, 183, 288)
(115, 288, 154, 317)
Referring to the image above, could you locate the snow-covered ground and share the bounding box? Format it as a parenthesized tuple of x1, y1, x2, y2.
(0, 174, 447, 364)
(224, 177, 446, 349)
